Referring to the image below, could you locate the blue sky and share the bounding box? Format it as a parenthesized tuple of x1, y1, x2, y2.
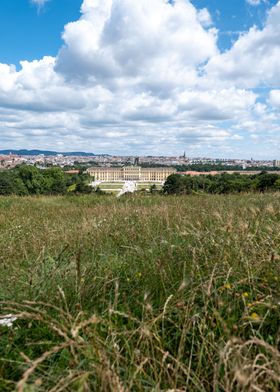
(0, 0, 277, 64)
(193, 0, 278, 49)
(0, 0, 280, 158)
(0, 0, 81, 65)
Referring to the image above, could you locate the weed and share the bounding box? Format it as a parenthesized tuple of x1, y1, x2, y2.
(1, 193, 280, 390)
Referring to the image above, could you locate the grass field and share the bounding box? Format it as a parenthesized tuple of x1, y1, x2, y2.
(1, 193, 280, 391)
(97, 183, 124, 189)
(97, 184, 123, 191)
(136, 183, 163, 190)
(96, 182, 163, 193)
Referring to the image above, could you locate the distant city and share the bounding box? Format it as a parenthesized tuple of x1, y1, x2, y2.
(0, 149, 280, 170)
(0, 150, 280, 170)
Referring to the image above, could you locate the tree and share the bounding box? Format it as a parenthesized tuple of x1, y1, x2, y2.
(17, 165, 46, 195)
(75, 182, 93, 194)
(163, 174, 184, 194)
(256, 172, 279, 192)
(0, 172, 16, 195)
(43, 168, 67, 195)
(0, 171, 27, 195)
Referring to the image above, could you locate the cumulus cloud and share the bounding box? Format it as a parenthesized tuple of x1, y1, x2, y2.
(206, 2, 280, 88)
(0, 0, 279, 157)
(55, 0, 218, 87)
(197, 8, 213, 27)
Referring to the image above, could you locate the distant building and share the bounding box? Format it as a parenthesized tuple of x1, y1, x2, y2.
(87, 166, 176, 182)
(0, 154, 21, 168)
(64, 170, 80, 175)
(178, 170, 279, 176)
(273, 160, 280, 167)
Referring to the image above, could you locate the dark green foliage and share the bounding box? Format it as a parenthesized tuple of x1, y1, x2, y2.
(0, 171, 27, 195)
(17, 165, 51, 195)
(176, 163, 280, 172)
(162, 173, 184, 194)
(43, 167, 67, 195)
(164, 171, 280, 194)
(75, 181, 93, 194)
(0, 166, 96, 196)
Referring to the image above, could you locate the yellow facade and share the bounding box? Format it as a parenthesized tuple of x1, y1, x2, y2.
(87, 166, 176, 182)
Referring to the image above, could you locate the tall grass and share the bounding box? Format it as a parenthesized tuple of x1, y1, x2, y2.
(1, 193, 280, 391)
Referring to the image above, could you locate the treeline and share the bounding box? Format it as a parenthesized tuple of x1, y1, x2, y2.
(163, 172, 280, 194)
(0, 166, 95, 196)
(175, 164, 280, 172)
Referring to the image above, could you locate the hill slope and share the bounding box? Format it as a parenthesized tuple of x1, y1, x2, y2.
(0, 194, 280, 391)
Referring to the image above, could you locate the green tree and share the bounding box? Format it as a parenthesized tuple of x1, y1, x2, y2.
(75, 182, 93, 194)
(43, 168, 67, 195)
(255, 172, 279, 192)
(17, 165, 46, 195)
(0, 171, 27, 195)
(163, 174, 184, 194)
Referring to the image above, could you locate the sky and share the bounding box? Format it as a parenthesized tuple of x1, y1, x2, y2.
(0, 0, 280, 158)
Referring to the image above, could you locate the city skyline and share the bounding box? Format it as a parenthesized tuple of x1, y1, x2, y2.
(0, 147, 279, 161)
(0, 0, 280, 158)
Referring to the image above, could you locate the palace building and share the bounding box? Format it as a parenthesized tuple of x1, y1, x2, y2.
(87, 166, 176, 182)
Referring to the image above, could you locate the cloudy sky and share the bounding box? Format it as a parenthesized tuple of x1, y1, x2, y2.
(0, 0, 280, 158)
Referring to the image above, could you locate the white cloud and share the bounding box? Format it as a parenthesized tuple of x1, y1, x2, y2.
(31, 0, 49, 6)
(197, 8, 213, 27)
(0, 0, 279, 157)
(246, 0, 267, 6)
(269, 90, 280, 108)
(56, 0, 218, 86)
(206, 2, 280, 88)
(31, 0, 49, 10)
(177, 88, 256, 121)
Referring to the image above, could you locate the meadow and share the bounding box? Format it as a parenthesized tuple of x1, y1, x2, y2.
(1, 193, 280, 391)
(95, 182, 164, 194)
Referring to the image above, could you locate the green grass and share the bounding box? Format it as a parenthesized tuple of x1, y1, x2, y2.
(97, 182, 162, 191)
(137, 184, 163, 190)
(98, 184, 123, 190)
(1, 193, 280, 391)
